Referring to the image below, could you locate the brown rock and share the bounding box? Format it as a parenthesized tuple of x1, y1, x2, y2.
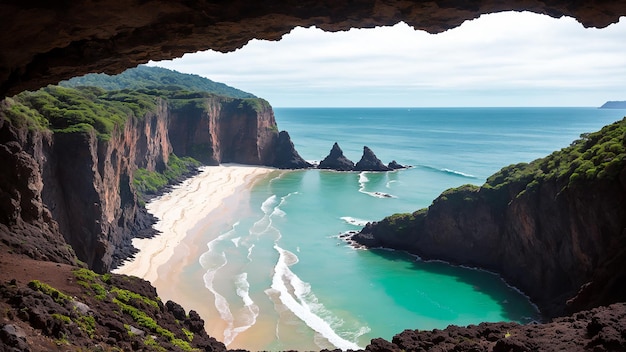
(2, 1, 626, 97)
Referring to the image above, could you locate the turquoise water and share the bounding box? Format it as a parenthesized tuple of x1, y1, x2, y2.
(191, 108, 626, 350)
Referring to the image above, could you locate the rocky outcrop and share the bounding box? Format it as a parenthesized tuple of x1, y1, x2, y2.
(0, 255, 227, 351)
(2, 1, 626, 97)
(351, 119, 626, 318)
(354, 146, 392, 171)
(318, 142, 355, 171)
(388, 160, 407, 170)
(358, 302, 626, 352)
(272, 131, 312, 169)
(0, 125, 76, 265)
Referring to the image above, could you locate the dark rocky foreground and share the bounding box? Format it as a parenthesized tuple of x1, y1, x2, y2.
(357, 302, 626, 352)
(0, 251, 227, 352)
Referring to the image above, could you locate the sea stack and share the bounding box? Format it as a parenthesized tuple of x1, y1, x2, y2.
(354, 146, 392, 171)
(272, 131, 313, 169)
(318, 142, 355, 171)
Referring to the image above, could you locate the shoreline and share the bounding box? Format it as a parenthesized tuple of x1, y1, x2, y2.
(113, 163, 276, 284)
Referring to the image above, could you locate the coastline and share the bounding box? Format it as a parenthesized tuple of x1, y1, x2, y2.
(113, 163, 276, 284)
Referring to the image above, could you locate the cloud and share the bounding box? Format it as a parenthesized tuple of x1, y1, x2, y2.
(148, 11, 626, 107)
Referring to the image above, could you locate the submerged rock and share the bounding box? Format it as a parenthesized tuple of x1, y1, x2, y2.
(318, 142, 355, 171)
(354, 146, 391, 171)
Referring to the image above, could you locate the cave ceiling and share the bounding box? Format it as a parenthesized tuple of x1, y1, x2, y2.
(1, 0, 625, 97)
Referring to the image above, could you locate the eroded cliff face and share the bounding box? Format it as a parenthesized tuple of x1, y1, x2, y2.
(41, 100, 172, 272)
(168, 97, 279, 166)
(353, 121, 626, 318)
(0, 93, 299, 273)
(0, 116, 76, 265)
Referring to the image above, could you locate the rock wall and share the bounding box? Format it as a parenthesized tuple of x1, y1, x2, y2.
(0, 115, 76, 265)
(168, 98, 279, 165)
(41, 100, 172, 272)
(0, 94, 304, 273)
(2, 1, 626, 98)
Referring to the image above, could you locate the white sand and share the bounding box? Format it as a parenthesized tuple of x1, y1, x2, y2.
(113, 163, 275, 283)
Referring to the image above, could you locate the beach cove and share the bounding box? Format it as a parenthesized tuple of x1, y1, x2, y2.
(115, 107, 626, 351)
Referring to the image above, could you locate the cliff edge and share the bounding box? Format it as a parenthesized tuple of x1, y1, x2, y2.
(352, 117, 626, 318)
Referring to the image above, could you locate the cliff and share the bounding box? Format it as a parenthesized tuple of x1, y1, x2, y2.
(352, 117, 626, 318)
(0, 84, 306, 273)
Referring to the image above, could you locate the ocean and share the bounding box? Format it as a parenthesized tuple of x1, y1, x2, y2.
(179, 107, 626, 350)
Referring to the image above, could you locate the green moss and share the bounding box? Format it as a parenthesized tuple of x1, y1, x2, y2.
(73, 268, 100, 283)
(111, 287, 160, 309)
(113, 297, 196, 351)
(51, 313, 72, 324)
(76, 315, 96, 338)
(143, 336, 167, 352)
(28, 280, 71, 304)
(182, 327, 194, 341)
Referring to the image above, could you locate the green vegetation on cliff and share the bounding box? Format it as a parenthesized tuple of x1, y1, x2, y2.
(60, 65, 256, 99)
(2, 82, 270, 142)
(3, 85, 158, 140)
(381, 117, 626, 226)
(133, 154, 201, 196)
(485, 117, 626, 192)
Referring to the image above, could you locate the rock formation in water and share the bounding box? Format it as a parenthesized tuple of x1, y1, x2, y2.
(2, 1, 625, 97)
(354, 146, 392, 171)
(388, 160, 407, 170)
(318, 142, 355, 171)
(351, 118, 626, 318)
(272, 131, 313, 169)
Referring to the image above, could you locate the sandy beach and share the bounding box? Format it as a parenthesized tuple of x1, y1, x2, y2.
(113, 164, 275, 284)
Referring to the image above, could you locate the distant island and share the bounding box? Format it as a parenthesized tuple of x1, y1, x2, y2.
(599, 101, 626, 109)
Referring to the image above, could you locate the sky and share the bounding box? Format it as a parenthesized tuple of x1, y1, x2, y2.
(148, 11, 626, 107)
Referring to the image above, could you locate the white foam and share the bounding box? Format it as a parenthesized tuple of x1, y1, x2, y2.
(202, 252, 235, 343)
(272, 207, 286, 217)
(386, 180, 397, 188)
(340, 216, 370, 227)
(235, 273, 255, 307)
(261, 195, 278, 214)
(271, 245, 361, 350)
(358, 172, 396, 199)
(358, 172, 369, 185)
(246, 244, 255, 262)
(221, 272, 260, 344)
(441, 168, 477, 178)
(231, 237, 241, 247)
